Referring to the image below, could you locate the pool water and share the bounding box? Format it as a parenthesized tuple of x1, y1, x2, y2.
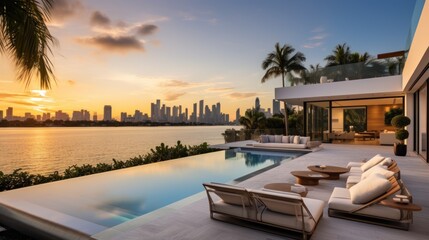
(0, 149, 301, 236)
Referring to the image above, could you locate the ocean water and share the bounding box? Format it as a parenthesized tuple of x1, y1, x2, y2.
(0, 126, 235, 175)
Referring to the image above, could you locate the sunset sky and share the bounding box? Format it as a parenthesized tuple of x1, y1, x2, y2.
(0, 0, 416, 120)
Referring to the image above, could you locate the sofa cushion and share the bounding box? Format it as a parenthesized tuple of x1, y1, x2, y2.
(379, 157, 392, 167)
(349, 173, 391, 204)
(289, 135, 294, 143)
(260, 135, 269, 143)
(346, 175, 362, 189)
(282, 136, 290, 143)
(268, 135, 275, 143)
(346, 161, 363, 168)
(328, 187, 401, 220)
(293, 136, 300, 144)
(274, 135, 283, 143)
(299, 136, 310, 145)
(253, 190, 303, 216)
(360, 154, 385, 172)
(361, 165, 394, 180)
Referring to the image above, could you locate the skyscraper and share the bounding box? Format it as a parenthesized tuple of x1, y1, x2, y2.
(255, 97, 260, 111)
(6, 107, 13, 120)
(120, 112, 127, 122)
(235, 108, 240, 124)
(104, 105, 112, 121)
(273, 99, 281, 115)
(199, 100, 204, 122)
(0, 110, 3, 120)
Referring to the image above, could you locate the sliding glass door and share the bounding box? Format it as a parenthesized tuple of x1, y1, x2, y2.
(306, 101, 330, 142)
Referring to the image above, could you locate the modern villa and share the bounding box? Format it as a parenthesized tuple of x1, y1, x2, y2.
(276, 0, 428, 162)
(0, 1, 428, 240)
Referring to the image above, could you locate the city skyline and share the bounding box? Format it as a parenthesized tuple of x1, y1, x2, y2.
(0, 1, 415, 118)
(0, 98, 284, 123)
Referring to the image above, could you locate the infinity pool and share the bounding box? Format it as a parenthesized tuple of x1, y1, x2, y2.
(0, 149, 302, 238)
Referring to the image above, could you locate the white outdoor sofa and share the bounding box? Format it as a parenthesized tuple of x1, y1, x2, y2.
(203, 182, 324, 239)
(252, 135, 313, 149)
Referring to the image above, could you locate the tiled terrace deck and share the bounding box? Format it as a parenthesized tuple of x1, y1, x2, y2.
(95, 144, 429, 240)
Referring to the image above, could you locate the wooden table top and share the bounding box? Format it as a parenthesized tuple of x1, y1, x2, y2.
(307, 165, 350, 174)
(380, 199, 422, 211)
(291, 171, 329, 179)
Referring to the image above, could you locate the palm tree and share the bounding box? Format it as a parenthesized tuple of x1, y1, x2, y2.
(261, 43, 306, 135)
(324, 43, 352, 66)
(239, 108, 266, 130)
(0, 0, 57, 89)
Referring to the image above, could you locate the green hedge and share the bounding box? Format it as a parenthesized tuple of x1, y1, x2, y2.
(0, 141, 218, 192)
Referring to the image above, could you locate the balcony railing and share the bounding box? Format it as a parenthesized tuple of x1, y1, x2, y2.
(290, 57, 405, 86)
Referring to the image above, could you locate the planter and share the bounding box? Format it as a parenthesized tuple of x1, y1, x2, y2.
(394, 143, 407, 156)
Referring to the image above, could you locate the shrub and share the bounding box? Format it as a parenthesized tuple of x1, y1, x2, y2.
(395, 129, 409, 141)
(391, 115, 411, 128)
(0, 142, 219, 192)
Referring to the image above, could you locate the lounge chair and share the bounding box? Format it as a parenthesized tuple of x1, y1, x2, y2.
(328, 175, 413, 230)
(203, 183, 325, 239)
(346, 162, 400, 189)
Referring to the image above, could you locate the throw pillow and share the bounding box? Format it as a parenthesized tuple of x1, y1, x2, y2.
(282, 136, 289, 143)
(349, 173, 391, 204)
(360, 154, 385, 172)
(268, 135, 275, 143)
(378, 157, 392, 167)
(299, 136, 310, 145)
(260, 135, 269, 143)
(274, 135, 283, 143)
(361, 165, 394, 180)
(293, 135, 300, 144)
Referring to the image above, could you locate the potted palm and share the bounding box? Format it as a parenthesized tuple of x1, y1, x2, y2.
(391, 115, 411, 156)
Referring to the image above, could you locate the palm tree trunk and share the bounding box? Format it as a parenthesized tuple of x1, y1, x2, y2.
(281, 72, 289, 135)
(283, 101, 289, 136)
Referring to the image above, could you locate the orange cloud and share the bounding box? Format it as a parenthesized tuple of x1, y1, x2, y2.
(226, 92, 258, 99)
(164, 92, 185, 101)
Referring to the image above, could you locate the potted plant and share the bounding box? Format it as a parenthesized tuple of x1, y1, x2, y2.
(391, 115, 411, 156)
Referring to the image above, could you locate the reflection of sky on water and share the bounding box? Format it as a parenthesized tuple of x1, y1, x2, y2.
(0, 149, 298, 230)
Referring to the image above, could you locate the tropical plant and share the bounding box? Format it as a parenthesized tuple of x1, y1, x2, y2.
(239, 108, 266, 130)
(0, 0, 57, 89)
(391, 115, 411, 144)
(324, 43, 353, 66)
(261, 42, 306, 135)
(385, 108, 403, 125)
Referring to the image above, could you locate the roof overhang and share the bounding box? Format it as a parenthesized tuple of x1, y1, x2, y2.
(275, 75, 403, 105)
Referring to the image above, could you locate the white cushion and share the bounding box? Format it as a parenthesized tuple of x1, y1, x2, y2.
(346, 175, 362, 189)
(349, 173, 391, 204)
(293, 136, 300, 144)
(378, 157, 392, 167)
(268, 135, 275, 143)
(274, 135, 282, 143)
(346, 162, 363, 168)
(360, 154, 385, 172)
(260, 135, 269, 143)
(361, 165, 394, 180)
(282, 136, 289, 143)
(299, 136, 310, 145)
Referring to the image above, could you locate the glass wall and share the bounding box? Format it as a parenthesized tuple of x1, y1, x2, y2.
(419, 83, 427, 160)
(306, 101, 330, 142)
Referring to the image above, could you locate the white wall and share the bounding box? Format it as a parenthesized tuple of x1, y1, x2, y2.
(403, 0, 429, 92)
(275, 75, 402, 104)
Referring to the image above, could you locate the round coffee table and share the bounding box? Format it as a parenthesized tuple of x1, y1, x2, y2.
(263, 183, 308, 197)
(307, 165, 350, 180)
(290, 171, 329, 185)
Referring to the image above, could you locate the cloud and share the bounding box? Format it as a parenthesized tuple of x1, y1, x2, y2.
(67, 80, 76, 86)
(164, 92, 185, 101)
(312, 27, 325, 33)
(49, 0, 83, 26)
(308, 34, 327, 41)
(226, 92, 258, 99)
(136, 24, 158, 36)
(77, 35, 144, 53)
(0, 92, 28, 98)
(159, 80, 201, 88)
(303, 42, 323, 49)
(207, 87, 234, 92)
(90, 11, 111, 27)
